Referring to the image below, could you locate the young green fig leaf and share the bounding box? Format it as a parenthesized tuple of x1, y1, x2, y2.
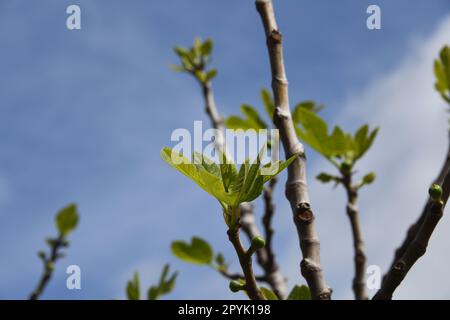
(171, 237, 213, 265)
(317, 172, 334, 183)
(287, 285, 312, 300)
(260, 287, 278, 300)
(147, 264, 178, 300)
(126, 272, 140, 300)
(55, 204, 79, 237)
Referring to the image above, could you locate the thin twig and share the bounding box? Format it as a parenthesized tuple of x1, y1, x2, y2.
(240, 183, 288, 299)
(227, 225, 265, 300)
(192, 67, 287, 297)
(29, 236, 65, 300)
(385, 132, 450, 275)
(342, 175, 368, 300)
(255, 0, 331, 299)
(218, 268, 266, 282)
(374, 168, 450, 300)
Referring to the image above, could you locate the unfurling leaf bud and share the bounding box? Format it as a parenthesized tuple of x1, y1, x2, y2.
(317, 173, 334, 183)
(215, 253, 225, 266)
(362, 172, 376, 185)
(251, 236, 266, 250)
(229, 280, 245, 293)
(429, 184, 443, 201)
(340, 160, 353, 175)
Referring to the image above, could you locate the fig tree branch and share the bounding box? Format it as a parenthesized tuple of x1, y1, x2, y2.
(29, 235, 66, 300)
(218, 269, 267, 282)
(227, 224, 265, 300)
(342, 174, 368, 300)
(178, 44, 287, 298)
(240, 187, 288, 299)
(385, 131, 450, 276)
(374, 172, 450, 300)
(255, 0, 331, 300)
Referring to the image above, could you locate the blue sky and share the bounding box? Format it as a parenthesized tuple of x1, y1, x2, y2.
(0, 0, 450, 300)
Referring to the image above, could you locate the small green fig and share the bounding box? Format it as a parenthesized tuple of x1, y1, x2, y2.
(363, 172, 376, 185)
(229, 280, 244, 293)
(251, 236, 266, 250)
(429, 184, 443, 201)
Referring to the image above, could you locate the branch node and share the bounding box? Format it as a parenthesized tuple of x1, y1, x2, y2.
(268, 30, 282, 44)
(296, 202, 314, 223)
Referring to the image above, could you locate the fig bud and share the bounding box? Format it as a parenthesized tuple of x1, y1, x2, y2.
(429, 184, 443, 201)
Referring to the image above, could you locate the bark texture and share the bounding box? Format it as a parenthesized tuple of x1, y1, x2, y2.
(227, 227, 265, 300)
(255, 0, 331, 300)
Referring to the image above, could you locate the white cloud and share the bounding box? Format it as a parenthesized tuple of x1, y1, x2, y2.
(279, 14, 450, 299)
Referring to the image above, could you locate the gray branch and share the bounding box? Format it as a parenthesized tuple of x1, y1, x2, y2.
(255, 0, 331, 300)
(374, 168, 450, 299)
(197, 74, 286, 298)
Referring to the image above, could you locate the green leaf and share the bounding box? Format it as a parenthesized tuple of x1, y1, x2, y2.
(287, 285, 312, 300)
(218, 150, 239, 192)
(173, 47, 190, 60)
(215, 253, 226, 269)
(260, 287, 278, 300)
(261, 153, 299, 183)
(126, 272, 140, 300)
(205, 69, 218, 82)
(162, 147, 295, 213)
(261, 89, 275, 119)
(238, 157, 263, 204)
(161, 148, 237, 206)
(295, 109, 378, 165)
(354, 126, 379, 161)
(173, 46, 194, 70)
(201, 39, 213, 56)
(193, 152, 221, 178)
(241, 105, 267, 129)
(171, 237, 214, 265)
(434, 46, 450, 103)
(147, 264, 178, 300)
(193, 37, 202, 58)
(55, 204, 79, 237)
(225, 105, 267, 131)
(224, 116, 255, 130)
(328, 126, 349, 157)
(295, 108, 331, 158)
(293, 101, 324, 122)
(147, 287, 159, 300)
(158, 265, 178, 296)
(316, 172, 335, 183)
